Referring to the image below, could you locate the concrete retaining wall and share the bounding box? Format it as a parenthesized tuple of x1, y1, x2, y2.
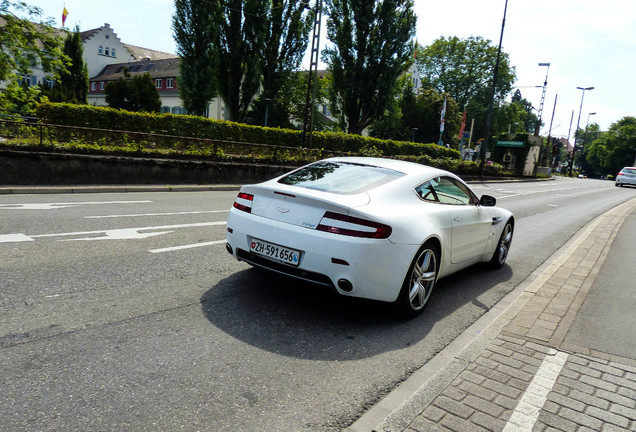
(0, 150, 292, 185)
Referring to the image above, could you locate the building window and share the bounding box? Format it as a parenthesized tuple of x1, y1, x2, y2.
(111, 48, 116, 57)
(166, 78, 174, 88)
(160, 106, 171, 114)
(98, 46, 103, 55)
(155, 79, 162, 88)
(91, 82, 96, 91)
(105, 47, 110, 56)
(99, 82, 104, 90)
(105, 34, 109, 39)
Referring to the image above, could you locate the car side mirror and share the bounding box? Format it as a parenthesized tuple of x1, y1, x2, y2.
(479, 195, 496, 207)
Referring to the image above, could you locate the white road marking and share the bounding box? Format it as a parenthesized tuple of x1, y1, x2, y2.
(85, 210, 227, 219)
(0, 233, 35, 243)
(149, 240, 226, 253)
(0, 200, 152, 210)
(0, 221, 226, 244)
(64, 229, 175, 241)
(503, 349, 569, 432)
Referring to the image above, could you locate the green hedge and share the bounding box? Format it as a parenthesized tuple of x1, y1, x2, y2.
(35, 102, 460, 159)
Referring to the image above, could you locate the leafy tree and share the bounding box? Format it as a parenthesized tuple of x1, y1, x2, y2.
(0, 1, 66, 83)
(416, 36, 516, 139)
(57, 26, 88, 103)
(323, 0, 416, 135)
(105, 70, 161, 113)
(586, 116, 636, 176)
(0, 81, 46, 115)
(215, 0, 269, 122)
(249, 0, 313, 127)
(370, 78, 461, 145)
(416, 36, 515, 108)
(172, 0, 219, 117)
(275, 70, 332, 131)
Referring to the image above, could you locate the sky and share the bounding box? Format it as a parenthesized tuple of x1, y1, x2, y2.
(25, 0, 636, 138)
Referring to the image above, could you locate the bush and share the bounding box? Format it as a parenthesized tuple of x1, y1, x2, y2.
(36, 102, 460, 160)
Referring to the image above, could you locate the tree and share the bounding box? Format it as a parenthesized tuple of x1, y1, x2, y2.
(172, 0, 219, 117)
(248, 0, 313, 127)
(215, 0, 269, 122)
(586, 116, 636, 176)
(323, 0, 416, 134)
(57, 26, 88, 103)
(0, 1, 66, 83)
(416, 36, 515, 109)
(105, 71, 161, 113)
(416, 36, 516, 139)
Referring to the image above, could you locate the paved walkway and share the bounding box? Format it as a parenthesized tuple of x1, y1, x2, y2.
(349, 196, 636, 432)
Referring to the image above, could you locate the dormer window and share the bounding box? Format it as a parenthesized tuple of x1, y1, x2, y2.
(111, 48, 116, 57)
(105, 47, 110, 56)
(98, 46, 103, 55)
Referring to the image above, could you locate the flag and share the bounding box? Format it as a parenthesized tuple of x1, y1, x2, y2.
(458, 108, 467, 140)
(439, 98, 446, 133)
(62, 7, 69, 26)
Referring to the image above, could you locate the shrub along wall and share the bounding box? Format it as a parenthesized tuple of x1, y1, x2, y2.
(35, 102, 460, 159)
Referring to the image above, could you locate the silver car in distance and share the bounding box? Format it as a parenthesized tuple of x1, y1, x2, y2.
(226, 157, 514, 316)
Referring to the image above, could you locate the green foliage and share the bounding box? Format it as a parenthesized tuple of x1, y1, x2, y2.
(416, 36, 516, 139)
(586, 116, 636, 176)
(372, 84, 461, 146)
(35, 102, 461, 161)
(59, 26, 88, 104)
(248, 0, 313, 127)
(215, 0, 269, 122)
(105, 71, 161, 113)
(323, 0, 416, 134)
(172, 0, 219, 116)
(0, 81, 47, 115)
(0, 1, 67, 83)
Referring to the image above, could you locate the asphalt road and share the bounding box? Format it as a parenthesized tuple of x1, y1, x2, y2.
(1, 177, 634, 431)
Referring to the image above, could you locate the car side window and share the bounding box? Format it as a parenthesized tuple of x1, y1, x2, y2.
(416, 177, 474, 205)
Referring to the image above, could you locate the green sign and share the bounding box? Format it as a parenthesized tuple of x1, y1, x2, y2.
(496, 140, 525, 147)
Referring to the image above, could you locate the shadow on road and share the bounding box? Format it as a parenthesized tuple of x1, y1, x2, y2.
(199, 262, 514, 361)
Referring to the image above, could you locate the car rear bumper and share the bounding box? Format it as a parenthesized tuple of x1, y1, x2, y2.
(226, 208, 418, 303)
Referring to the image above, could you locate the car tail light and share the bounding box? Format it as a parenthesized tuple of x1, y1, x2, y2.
(317, 211, 392, 239)
(617, 172, 624, 176)
(233, 192, 254, 213)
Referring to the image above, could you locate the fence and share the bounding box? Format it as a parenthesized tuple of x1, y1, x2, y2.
(0, 115, 346, 164)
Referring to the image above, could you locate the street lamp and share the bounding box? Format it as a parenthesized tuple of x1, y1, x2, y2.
(535, 63, 550, 136)
(569, 86, 594, 176)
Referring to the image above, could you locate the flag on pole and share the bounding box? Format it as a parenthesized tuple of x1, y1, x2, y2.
(439, 98, 446, 133)
(62, 7, 69, 26)
(458, 108, 467, 140)
(438, 97, 447, 146)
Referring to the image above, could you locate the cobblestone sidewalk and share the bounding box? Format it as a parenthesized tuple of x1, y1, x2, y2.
(373, 197, 636, 432)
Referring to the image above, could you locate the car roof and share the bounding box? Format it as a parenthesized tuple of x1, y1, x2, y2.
(323, 156, 450, 177)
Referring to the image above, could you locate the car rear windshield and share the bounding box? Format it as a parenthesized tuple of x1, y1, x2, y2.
(278, 161, 405, 194)
(622, 168, 636, 174)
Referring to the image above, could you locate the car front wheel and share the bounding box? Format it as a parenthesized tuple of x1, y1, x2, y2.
(395, 242, 439, 317)
(490, 220, 514, 268)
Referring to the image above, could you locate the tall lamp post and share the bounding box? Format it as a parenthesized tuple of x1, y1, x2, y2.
(569, 86, 594, 176)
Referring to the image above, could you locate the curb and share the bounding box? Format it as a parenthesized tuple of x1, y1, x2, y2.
(346, 196, 636, 432)
(0, 184, 242, 195)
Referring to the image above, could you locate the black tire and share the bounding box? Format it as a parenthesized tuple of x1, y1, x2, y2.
(490, 219, 514, 269)
(394, 241, 439, 317)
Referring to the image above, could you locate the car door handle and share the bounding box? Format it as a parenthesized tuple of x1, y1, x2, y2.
(453, 217, 463, 222)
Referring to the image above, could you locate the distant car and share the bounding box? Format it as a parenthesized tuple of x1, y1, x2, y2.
(615, 167, 636, 187)
(225, 157, 514, 316)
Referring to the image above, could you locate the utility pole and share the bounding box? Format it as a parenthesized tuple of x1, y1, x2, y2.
(302, 0, 323, 149)
(480, 0, 508, 177)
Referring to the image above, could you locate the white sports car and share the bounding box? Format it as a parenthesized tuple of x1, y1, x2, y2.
(225, 157, 514, 316)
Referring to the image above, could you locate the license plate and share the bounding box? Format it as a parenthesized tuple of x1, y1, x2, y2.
(250, 238, 300, 266)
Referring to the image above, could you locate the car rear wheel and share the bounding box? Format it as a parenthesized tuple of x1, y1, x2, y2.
(490, 220, 513, 268)
(395, 242, 439, 317)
